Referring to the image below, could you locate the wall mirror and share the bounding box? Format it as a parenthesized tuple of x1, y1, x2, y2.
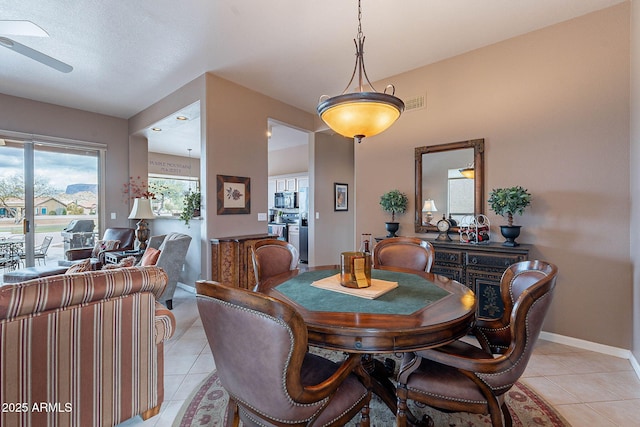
(415, 139, 484, 233)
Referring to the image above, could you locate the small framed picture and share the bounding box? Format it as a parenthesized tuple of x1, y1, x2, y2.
(217, 175, 251, 215)
(334, 183, 348, 211)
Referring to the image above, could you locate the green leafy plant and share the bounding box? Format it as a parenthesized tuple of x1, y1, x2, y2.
(379, 189, 408, 222)
(488, 186, 531, 226)
(180, 191, 201, 225)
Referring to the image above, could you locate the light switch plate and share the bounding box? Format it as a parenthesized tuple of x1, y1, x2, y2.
(258, 213, 267, 221)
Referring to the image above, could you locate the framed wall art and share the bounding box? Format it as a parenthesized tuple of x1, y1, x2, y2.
(217, 175, 251, 214)
(334, 183, 348, 211)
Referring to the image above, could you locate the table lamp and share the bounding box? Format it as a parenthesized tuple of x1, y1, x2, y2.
(128, 198, 155, 250)
(422, 199, 437, 225)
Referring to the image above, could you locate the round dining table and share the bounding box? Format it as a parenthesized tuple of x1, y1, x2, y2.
(260, 265, 476, 423)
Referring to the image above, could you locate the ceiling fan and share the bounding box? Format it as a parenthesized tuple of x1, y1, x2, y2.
(0, 20, 73, 73)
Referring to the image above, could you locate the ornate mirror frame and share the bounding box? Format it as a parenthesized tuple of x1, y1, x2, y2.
(415, 139, 485, 233)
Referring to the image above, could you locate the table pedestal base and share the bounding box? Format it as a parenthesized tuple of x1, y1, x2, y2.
(360, 354, 432, 427)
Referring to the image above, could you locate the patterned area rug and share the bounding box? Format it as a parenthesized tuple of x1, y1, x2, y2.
(173, 363, 570, 427)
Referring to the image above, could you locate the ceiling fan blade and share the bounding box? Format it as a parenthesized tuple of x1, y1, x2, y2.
(0, 37, 72, 73)
(0, 20, 48, 37)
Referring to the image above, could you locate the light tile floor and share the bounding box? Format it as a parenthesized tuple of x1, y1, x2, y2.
(118, 287, 640, 427)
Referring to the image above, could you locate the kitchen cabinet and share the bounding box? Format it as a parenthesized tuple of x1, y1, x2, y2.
(210, 234, 277, 290)
(285, 178, 297, 191)
(428, 240, 531, 320)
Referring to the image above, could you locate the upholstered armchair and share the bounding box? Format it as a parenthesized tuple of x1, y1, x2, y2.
(373, 237, 435, 272)
(60, 227, 135, 269)
(142, 232, 192, 309)
(395, 260, 558, 427)
(0, 266, 175, 427)
(196, 280, 371, 426)
(251, 238, 299, 291)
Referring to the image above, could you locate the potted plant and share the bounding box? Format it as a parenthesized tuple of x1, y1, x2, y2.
(181, 190, 201, 226)
(488, 186, 531, 246)
(379, 189, 408, 237)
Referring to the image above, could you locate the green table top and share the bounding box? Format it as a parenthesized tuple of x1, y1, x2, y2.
(275, 269, 449, 315)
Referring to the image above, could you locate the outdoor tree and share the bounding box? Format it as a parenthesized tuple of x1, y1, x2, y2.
(0, 173, 61, 219)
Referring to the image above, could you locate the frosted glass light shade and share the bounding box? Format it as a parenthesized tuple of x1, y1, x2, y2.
(318, 92, 404, 142)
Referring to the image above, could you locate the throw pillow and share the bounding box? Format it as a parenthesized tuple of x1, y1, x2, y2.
(66, 258, 92, 274)
(91, 239, 121, 258)
(140, 247, 161, 266)
(118, 256, 137, 267)
(102, 256, 137, 270)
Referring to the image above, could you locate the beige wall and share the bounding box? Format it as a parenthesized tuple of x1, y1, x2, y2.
(630, 0, 640, 362)
(0, 93, 129, 229)
(202, 73, 315, 274)
(312, 132, 355, 265)
(356, 4, 632, 349)
(268, 144, 309, 176)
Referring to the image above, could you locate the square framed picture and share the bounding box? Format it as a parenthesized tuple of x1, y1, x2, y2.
(216, 175, 251, 214)
(334, 183, 348, 211)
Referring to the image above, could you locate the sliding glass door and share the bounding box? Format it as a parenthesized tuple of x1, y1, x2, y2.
(0, 135, 104, 276)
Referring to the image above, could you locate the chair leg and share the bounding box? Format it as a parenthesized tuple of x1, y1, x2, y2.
(501, 401, 513, 427)
(166, 299, 173, 310)
(140, 404, 161, 420)
(225, 398, 240, 427)
(487, 399, 505, 427)
(396, 384, 408, 427)
(359, 400, 370, 427)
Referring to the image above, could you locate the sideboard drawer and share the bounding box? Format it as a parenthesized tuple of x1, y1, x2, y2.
(465, 251, 525, 270)
(435, 249, 463, 266)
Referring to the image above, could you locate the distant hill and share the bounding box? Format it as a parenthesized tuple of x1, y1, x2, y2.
(66, 184, 97, 194)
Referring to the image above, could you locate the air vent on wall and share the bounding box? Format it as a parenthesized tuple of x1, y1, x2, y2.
(404, 94, 426, 112)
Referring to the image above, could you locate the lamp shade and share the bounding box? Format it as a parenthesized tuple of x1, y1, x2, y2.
(459, 166, 475, 179)
(128, 198, 155, 220)
(318, 92, 404, 141)
(422, 199, 437, 212)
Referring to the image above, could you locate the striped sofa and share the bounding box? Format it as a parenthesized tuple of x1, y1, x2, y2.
(0, 266, 175, 427)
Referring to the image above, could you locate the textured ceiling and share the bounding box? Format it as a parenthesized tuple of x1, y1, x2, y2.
(0, 0, 625, 156)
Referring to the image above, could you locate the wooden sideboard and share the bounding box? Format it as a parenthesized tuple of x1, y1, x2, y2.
(427, 240, 531, 320)
(210, 234, 277, 290)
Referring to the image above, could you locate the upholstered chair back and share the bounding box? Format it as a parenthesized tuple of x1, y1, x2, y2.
(475, 260, 558, 389)
(373, 237, 435, 272)
(474, 260, 558, 354)
(251, 239, 299, 291)
(142, 233, 192, 309)
(196, 281, 370, 427)
(103, 227, 136, 251)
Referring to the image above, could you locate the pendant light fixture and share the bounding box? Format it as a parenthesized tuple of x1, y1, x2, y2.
(317, 0, 404, 143)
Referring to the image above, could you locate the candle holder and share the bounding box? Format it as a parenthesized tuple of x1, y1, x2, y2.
(340, 251, 371, 288)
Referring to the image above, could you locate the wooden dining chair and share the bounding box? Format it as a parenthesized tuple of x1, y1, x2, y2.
(373, 237, 435, 272)
(196, 280, 371, 427)
(395, 260, 558, 427)
(251, 238, 299, 291)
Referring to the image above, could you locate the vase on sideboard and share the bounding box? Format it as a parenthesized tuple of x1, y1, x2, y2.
(500, 225, 521, 247)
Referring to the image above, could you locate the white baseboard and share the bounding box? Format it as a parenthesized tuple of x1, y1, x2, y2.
(539, 331, 640, 380)
(177, 282, 196, 293)
(631, 352, 640, 380)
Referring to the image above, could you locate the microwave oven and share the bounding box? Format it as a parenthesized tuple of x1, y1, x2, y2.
(274, 192, 298, 209)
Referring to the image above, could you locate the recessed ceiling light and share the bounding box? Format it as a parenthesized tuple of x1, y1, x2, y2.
(176, 116, 188, 121)
(151, 127, 162, 132)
